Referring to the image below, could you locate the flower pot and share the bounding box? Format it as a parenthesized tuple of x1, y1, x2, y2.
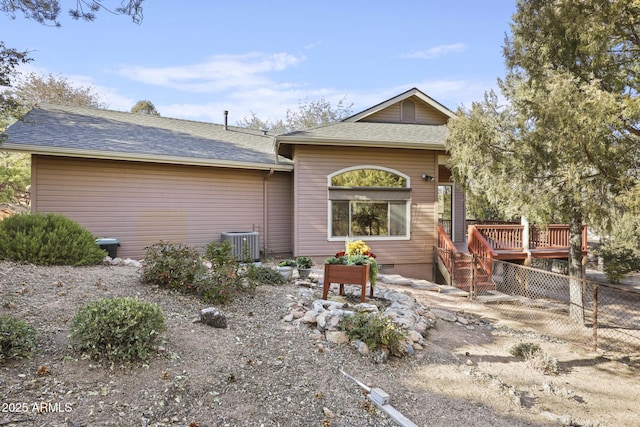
(297, 268, 311, 280)
(276, 266, 293, 281)
(323, 263, 372, 302)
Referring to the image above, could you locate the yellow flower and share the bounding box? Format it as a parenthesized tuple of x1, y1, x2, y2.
(345, 239, 370, 256)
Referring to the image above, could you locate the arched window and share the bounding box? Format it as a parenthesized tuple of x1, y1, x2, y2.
(328, 166, 410, 239)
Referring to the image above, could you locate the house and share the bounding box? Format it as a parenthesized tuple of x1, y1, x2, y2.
(3, 88, 465, 280)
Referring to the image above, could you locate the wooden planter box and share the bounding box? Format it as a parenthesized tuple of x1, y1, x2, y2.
(323, 263, 372, 302)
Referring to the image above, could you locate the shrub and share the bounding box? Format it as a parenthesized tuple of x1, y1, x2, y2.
(296, 256, 313, 269)
(509, 341, 559, 375)
(0, 213, 106, 265)
(201, 240, 244, 303)
(598, 245, 640, 284)
(245, 264, 285, 285)
(509, 341, 542, 359)
(339, 312, 408, 357)
(71, 297, 165, 362)
(141, 242, 205, 291)
(0, 316, 37, 362)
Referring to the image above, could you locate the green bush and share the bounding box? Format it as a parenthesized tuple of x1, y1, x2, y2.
(142, 240, 248, 305)
(0, 213, 106, 265)
(245, 264, 285, 285)
(598, 245, 640, 284)
(71, 297, 165, 362)
(339, 312, 408, 357)
(0, 316, 37, 362)
(201, 240, 243, 303)
(141, 242, 206, 291)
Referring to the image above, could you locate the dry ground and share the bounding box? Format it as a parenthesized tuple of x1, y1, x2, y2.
(0, 261, 638, 427)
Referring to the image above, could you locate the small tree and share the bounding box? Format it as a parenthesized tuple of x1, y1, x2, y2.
(238, 96, 353, 133)
(131, 100, 160, 116)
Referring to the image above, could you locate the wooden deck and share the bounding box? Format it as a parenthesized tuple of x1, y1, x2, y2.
(466, 224, 587, 262)
(437, 223, 587, 294)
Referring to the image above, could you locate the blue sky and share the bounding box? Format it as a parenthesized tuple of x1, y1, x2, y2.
(3, 1, 517, 124)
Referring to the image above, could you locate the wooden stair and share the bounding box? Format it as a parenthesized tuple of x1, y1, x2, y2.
(451, 254, 496, 294)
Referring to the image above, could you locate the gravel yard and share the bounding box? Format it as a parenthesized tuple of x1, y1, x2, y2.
(1, 261, 637, 426)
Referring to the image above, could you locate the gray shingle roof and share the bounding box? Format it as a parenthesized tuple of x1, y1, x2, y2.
(4, 104, 292, 170)
(279, 122, 447, 146)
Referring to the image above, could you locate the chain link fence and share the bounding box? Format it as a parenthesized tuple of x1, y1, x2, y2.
(437, 248, 640, 354)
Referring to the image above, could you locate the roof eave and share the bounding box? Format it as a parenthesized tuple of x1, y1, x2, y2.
(2, 144, 294, 172)
(276, 136, 445, 152)
(343, 88, 455, 122)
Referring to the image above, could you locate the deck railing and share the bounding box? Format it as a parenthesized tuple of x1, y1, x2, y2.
(473, 224, 524, 250)
(471, 224, 588, 252)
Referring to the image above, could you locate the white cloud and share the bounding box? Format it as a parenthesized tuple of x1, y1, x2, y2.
(159, 86, 353, 124)
(118, 52, 304, 93)
(400, 43, 466, 60)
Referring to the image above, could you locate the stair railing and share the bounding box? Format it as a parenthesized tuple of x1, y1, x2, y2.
(467, 225, 497, 280)
(437, 225, 457, 282)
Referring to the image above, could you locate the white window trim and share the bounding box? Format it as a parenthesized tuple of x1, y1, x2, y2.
(327, 166, 411, 241)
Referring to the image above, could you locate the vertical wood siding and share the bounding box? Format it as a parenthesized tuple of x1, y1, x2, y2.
(32, 155, 281, 259)
(293, 146, 437, 279)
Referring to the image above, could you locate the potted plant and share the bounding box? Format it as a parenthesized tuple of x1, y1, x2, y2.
(276, 259, 296, 281)
(296, 256, 313, 280)
(323, 239, 379, 302)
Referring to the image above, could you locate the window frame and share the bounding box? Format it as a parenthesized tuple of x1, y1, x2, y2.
(327, 166, 411, 242)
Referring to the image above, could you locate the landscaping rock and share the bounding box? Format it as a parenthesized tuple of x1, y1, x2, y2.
(200, 307, 227, 328)
(431, 308, 457, 322)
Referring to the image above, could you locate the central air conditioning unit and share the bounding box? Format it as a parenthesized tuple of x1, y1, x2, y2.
(221, 231, 260, 262)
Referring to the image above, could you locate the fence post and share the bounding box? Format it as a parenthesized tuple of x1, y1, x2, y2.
(592, 284, 598, 352)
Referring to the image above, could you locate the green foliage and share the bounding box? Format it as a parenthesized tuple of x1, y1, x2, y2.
(0, 213, 106, 265)
(141, 242, 205, 291)
(142, 240, 246, 305)
(0, 152, 30, 203)
(278, 259, 296, 267)
(131, 100, 160, 116)
(331, 169, 406, 188)
(599, 246, 640, 284)
(296, 256, 312, 269)
(339, 312, 408, 357)
(200, 240, 243, 303)
(509, 341, 559, 375)
(13, 72, 107, 109)
(597, 212, 640, 283)
(238, 96, 353, 133)
(0, 316, 36, 362)
(0, 41, 31, 131)
(446, 0, 640, 281)
(244, 264, 285, 285)
(71, 297, 165, 362)
(0, 0, 145, 26)
(325, 255, 378, 287)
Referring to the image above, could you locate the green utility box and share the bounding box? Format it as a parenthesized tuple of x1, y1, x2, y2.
(96, 238, 120, 258)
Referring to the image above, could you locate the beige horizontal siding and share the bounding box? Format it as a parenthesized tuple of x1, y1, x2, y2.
(359, 96, 449, 125)
(293, 146, 437, 279)
(32, 155, 282, 259)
